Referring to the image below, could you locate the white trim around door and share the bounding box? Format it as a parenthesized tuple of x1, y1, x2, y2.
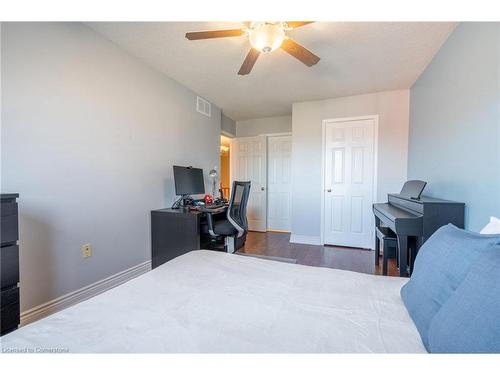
(221, 130, 235, 138)
(320, 115, 379, 249)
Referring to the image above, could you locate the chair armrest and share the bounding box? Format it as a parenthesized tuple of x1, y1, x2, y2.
(205, 212, 217, 237)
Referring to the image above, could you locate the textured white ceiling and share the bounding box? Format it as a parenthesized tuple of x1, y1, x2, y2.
(87, 22, 457, 120)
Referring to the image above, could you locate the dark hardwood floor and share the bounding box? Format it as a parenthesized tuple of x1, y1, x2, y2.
(238, 231, 400, 277)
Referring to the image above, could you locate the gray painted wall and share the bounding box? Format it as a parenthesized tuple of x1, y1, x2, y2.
(1, 23, 221, 311)
(291, 90, 410, 242)
(221, 113, 236, 136)
(408, 23, 500, 231)
(236, 115, 291, 137)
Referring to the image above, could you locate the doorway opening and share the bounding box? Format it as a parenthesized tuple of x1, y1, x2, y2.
(220, 135, 231, 201)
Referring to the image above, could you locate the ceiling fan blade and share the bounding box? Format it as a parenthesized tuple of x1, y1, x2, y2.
(281, 38, 320, 67)
(286, 21, 314, 28)
(185, 29, 245, 40)
(238, 48, 260, 75)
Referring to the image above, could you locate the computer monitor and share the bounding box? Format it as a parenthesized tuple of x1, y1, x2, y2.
(173, 166, 205, 196)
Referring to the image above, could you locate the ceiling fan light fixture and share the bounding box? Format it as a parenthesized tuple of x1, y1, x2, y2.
(185, 21, 319, 75)
(248, 23, 285, 53)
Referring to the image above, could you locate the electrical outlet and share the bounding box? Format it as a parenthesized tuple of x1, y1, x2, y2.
(81, 243, 92, 258)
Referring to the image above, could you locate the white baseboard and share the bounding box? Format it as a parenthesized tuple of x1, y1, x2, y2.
(20, 260, 152, 326)
(289, 234, 322, 245)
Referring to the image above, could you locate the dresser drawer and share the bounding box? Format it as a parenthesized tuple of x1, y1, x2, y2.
(1, 298, 20, 335)
(1, 202, 18, 217)
(1, 286, 19, 307)
(1, 211, 19, 245)
(1, 245, 19, 289)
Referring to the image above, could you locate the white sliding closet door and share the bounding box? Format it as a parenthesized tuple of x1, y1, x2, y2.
(267, 136, 292, 232)
(230, 136, 267, 232)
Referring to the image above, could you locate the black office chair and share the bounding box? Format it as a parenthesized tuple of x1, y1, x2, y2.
(205, 181, 251, 253)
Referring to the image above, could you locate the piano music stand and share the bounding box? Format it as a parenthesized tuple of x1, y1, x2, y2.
(400, 180, 427, 200)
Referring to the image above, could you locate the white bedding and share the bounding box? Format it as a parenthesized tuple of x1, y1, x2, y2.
(1, 250, 426, 353)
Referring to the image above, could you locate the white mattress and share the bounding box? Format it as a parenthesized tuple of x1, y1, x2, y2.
(1, 250, 426, 353)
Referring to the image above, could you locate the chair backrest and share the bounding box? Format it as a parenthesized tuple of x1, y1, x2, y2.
(227, 181, 251, 237)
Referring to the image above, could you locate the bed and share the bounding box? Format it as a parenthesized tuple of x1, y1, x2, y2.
(0, 250, 426, 353)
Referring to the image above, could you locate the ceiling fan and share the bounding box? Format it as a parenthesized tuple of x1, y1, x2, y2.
(185, 21, 320, 75)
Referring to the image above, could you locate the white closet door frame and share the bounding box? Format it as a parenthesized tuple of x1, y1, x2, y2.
(320, 115, 379, 248)
(229, 132, 292, 233)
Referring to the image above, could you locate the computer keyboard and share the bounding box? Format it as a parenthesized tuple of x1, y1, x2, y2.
(204, 203, 225, 209)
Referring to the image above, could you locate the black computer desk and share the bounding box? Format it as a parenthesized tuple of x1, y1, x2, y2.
(151, 206, 227, 269)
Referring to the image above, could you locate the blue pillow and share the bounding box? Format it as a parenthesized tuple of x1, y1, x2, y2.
(428, 247, 500, 353)
(400, 224, 500, 350)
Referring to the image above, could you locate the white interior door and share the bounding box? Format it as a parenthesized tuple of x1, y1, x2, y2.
(267, 136, 292, 232)
(323, 118, 376, 249)
(230, 136, 267, 232)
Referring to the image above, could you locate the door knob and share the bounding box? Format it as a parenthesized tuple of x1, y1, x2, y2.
(261, 187, 265, 191)
(326, 188, 332, 193)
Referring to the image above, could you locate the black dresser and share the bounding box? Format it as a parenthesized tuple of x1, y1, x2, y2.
(1, 193, 20, 335)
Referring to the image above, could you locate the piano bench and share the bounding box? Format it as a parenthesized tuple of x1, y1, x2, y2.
(375, 227, 399, 276)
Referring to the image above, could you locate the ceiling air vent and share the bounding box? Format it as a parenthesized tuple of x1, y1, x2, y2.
(196, 96, 211, 117)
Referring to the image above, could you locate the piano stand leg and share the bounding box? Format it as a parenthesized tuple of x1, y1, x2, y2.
(408, 237, 422, 276)
(397, 236, 409, 277)
(375, 231, 380, 266)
